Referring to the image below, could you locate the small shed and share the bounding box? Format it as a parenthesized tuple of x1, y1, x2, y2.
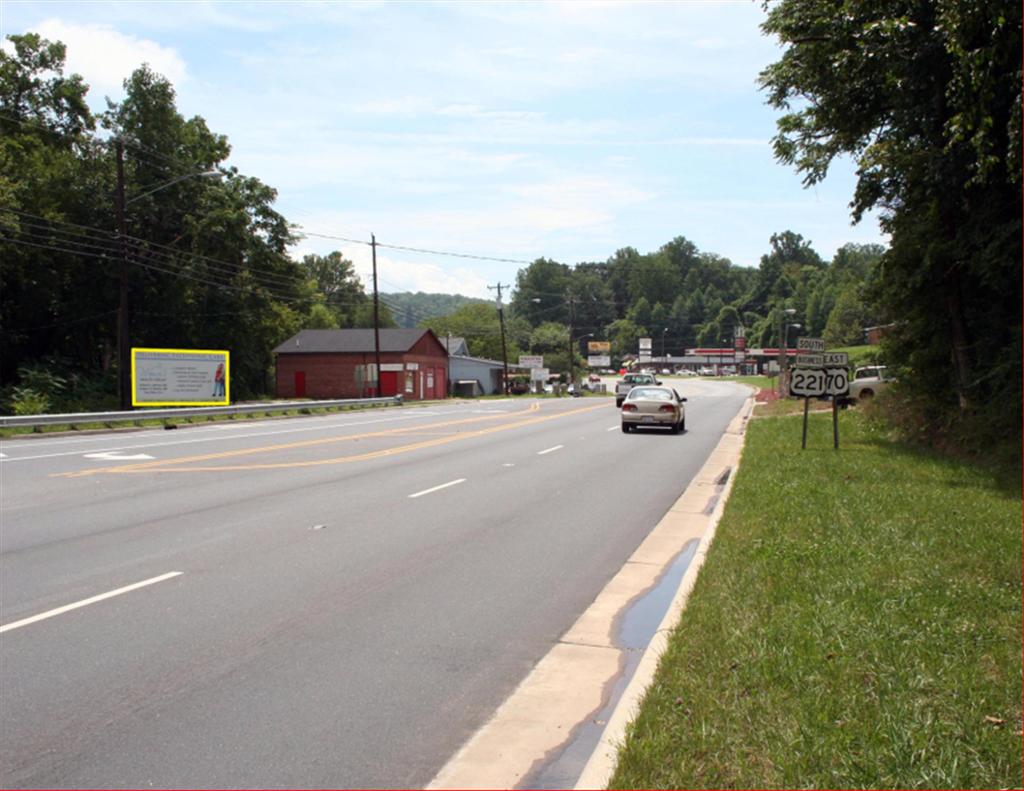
(273, 328, 448, 401)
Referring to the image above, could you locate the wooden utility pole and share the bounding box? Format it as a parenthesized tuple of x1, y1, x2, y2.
(488, 282, 511, 394)
(371, 234, 382, 397)
(566, 292, 576, 390)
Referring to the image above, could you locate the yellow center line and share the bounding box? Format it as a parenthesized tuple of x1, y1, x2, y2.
(58, 401, 606, 476)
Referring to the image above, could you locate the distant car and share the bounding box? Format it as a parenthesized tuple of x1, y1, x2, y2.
(588, 373, 601, 383)
(621, 386, 687, 434)
(679, 369, 698, 377)
(847, 365, 894, 402)
(698, 366, 715, 376)
(720, 366, 737, 376)
(660, 368, 672, 375)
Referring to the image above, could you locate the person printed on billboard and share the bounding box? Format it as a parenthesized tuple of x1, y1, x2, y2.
(213, 363, 226, 397)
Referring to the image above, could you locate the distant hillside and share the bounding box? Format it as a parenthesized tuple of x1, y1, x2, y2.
(382, 292, 489, 328)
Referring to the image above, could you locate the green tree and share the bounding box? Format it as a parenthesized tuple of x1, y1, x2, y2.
(510, 258, 571, 324)
(760, 0, 1022, 434)
(300, 251, 368, 327)
(823, 285, 866, 347)
(628, 254, 681, 307)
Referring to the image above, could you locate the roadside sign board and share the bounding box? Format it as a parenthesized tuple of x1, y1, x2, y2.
(530, 367, 549, 382)
(132, 347, 229, 407)
(824, 366, 850, 396)
(796, 354, 824, 368)
(587, 355, 611, 368)
(587, 340, 611, 354)
(790, 368, 825, 397)
(519, 355, 543, 368)
(797, 337, 825, 353)
(638, 338, 652, 351)
(823, 352, 849, 366)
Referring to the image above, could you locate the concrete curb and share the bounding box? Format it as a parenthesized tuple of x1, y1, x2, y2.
(427, 392, 756, 791)
(574, 393, 755, 789)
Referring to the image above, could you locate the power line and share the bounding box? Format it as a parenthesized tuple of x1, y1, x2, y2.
(298, 229, 536, 265)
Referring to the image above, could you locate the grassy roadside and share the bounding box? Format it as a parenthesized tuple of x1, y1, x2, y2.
(609, 411, 1022, 789)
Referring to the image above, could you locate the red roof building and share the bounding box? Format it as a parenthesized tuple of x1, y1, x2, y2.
(273, 328, 449, 401)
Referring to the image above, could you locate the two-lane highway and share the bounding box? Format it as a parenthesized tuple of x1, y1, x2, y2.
(1, 382, 749, 788)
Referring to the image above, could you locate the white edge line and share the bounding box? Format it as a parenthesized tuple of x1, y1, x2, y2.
(537, 445, 564, 455)
(606, 426, 618, 432)
(0, 571, 183, 634)
(409, 478, 467, 499)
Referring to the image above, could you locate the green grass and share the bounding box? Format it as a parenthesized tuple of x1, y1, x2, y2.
(610, 411, 1022, 789)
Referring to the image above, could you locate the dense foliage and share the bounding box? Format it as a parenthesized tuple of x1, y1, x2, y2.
(3, 30, 891, 412)
(0, 34, 378, 408)
(760, 0, 1022, 446)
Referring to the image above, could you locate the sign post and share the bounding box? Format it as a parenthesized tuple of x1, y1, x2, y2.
(823, 352, 849, 448)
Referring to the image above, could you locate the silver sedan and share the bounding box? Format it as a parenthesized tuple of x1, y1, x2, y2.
(621, 386, 687, 434)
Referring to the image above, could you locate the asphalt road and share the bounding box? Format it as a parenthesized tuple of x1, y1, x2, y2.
(0, 381, 749, 789)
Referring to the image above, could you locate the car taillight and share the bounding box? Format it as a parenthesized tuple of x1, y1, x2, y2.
(622, 404, 638, 412)
(658, 405, 676, 413)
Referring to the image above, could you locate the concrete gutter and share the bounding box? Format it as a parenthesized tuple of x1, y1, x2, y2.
(427, 392, 756, 790)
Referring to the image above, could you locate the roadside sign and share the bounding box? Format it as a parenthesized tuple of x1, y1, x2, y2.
(797, 337, 825, 353)
(588, 355, 611, 368)
(638, 338, 652, 351)
(132, 347, 229, 406)
(519, 355, 543, 368)
(790, 368, 825, 397)
(824, 367, 849, 396)
(795, 354, 823, 368)
(530, 367, 549, 381)
(823, 352, 849, 366)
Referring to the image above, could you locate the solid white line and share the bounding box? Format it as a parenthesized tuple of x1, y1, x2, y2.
(606, 426, 618, 432)
(0, 410, 454, 463)
(409, 478, 467, 499)
(0, 572, 183, 634)
(537, 445, 564, 455)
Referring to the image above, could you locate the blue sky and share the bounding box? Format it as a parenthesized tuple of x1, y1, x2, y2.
(2, 0, 887, 298)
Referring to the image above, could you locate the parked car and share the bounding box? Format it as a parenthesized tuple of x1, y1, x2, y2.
(698, 366, 715, 376)
(615, 372, 659, 407)
(588, 373, 601, 383)
(679, 369, 698, 377)
(847, 365, 894, 402)
(620, 386, 687, 434)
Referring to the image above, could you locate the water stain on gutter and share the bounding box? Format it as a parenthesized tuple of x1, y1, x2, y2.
(518, 538, 702, 790)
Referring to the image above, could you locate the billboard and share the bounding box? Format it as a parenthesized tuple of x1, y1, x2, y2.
(131, 347, 230, 407)
(519, 354, 544, 368)
(588, 355, 611, 368)
(587, 340, 611, 354)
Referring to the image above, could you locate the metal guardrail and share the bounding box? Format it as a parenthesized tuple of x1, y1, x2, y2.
(0, 396, 403, 430)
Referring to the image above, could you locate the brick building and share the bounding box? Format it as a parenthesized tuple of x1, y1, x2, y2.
(273, 328, 448, 401)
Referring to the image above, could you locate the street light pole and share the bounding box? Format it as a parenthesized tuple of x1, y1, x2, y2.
(661, 327, 668, 361)
(778, 307, 796, 397)
(115, 139, 131, 410)
(114, 148, 221, 410)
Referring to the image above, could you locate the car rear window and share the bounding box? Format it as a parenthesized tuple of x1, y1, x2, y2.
(629, 388, 671, 400)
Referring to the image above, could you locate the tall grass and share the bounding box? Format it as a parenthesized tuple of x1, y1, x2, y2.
(610, 411, 1022, 789)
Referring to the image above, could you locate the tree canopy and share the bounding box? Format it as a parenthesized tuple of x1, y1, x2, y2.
(760, 0, 1021, 440)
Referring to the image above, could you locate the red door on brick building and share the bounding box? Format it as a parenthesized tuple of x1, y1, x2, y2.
(380, 370, 399, 396)
(294, 371, 306, 398)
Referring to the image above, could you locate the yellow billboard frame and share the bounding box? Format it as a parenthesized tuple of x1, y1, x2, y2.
(131, 347, 230, 407)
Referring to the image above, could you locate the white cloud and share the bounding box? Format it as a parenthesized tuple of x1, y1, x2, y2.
(34, 18, 187, 99)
